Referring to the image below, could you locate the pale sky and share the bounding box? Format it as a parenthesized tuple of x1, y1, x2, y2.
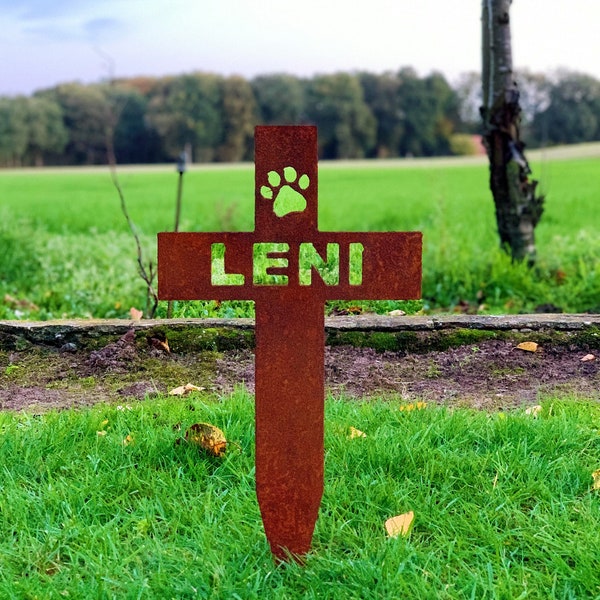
(1, 0, 599, 96)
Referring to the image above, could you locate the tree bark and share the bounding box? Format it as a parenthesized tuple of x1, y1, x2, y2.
(481, 0, 544, 264)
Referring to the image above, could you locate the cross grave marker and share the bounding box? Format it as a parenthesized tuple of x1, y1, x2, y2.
(158, 126, 422, 560)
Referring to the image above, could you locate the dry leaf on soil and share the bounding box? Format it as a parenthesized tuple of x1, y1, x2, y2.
(516, 341, 539, 353)
(385, 511, 415, 537)
(348, 426, 367, 439)
(149, 337, 170, 353)
(185, 423, 228, 457)
(169, 383, 205, 396)
(581, 354, 596, 362)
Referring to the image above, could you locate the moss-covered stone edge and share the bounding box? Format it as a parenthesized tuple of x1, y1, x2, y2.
(327, 326, 600, 353)
(1, 323, 599, 354)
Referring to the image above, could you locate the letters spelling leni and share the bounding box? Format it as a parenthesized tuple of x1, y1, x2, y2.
(211, 242, 365, 286)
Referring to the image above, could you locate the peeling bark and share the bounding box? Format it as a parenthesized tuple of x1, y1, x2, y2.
(481, 0, 544, 264)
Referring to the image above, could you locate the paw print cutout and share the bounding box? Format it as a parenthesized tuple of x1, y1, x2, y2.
(260, 166, 310, 217)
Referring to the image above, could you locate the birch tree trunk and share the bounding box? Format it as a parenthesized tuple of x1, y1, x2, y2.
(481, 0, 544, 264)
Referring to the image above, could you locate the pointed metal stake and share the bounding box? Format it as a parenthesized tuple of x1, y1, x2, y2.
(158, 126, 422, 560)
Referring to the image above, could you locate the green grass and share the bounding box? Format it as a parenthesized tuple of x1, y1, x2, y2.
(1, 154, 599, 319)
(0, 393, 599, 598)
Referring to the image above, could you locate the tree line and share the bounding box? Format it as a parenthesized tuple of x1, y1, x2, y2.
(1, 67, 599, 167)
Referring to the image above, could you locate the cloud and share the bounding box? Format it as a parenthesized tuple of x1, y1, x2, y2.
(21, 24, 79, 42)
(0, 0, 96, 20)
(19, 15, 127, 45)
(84, 18, 125, 42)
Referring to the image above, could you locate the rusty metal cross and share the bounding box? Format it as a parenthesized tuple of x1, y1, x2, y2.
(158, 126, 422, 560)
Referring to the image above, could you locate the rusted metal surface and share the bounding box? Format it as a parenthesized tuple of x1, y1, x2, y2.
(158, 125, 422, 560)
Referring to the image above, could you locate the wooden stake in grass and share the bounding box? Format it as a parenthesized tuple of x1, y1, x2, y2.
(167, 151, 187, 319)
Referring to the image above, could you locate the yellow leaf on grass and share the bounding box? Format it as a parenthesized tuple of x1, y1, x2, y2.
(399, 402, 427, 412)
(516, 341, 538, 353)
(592, 469, 600, 491)
(348, 426, 367, 439)
(96, 430, 107, 437)
(185, 423, 228, 457)
(169, 383, 205, 396)
(385, 511, 415, 537)
(123, 434, 134, 446)
(525, 405, 542, 417)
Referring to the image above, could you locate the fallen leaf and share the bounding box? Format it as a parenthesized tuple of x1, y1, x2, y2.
(96, 430, 107, 437)
(388, 309, 406, 317)
(592, 469, 600, 491)
(3, 294, 39, 311)
(169, 383, 205, 396)
(185, 423, 227, 457)
(525, 405, 542, 417)
(516, 341, 538, 353)
(348, 426, 367, 439)
(123, 434, 134, 446)
(149, 337, 170, 353)
(129, 307, 143, 320)
(581, 354, 596, 362)
(385, 511, 415, 537)
(399, 401, 427, 412)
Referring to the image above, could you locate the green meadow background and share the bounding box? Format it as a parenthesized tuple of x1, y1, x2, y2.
(2, 151, 600, 598)
(1, 149, 599, 319)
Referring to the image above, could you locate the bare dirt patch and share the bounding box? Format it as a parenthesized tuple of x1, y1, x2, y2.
(216, 341, 600, 409)
(3, 329, 596, 413)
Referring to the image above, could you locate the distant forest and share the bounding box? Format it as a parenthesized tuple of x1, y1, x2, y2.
(1, 67, 599, 166)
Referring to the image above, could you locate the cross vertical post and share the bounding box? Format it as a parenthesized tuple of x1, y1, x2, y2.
(158, 125, 422, 560)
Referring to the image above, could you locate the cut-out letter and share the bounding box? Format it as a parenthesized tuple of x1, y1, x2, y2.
(253, 243, 289, 285)
(349, 243, 364, 285)
(299, 243, 340, 286)
(211, 243, 244, 286)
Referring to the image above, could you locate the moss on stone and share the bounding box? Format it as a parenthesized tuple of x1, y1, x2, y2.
(161, 327, 255, 353)
(327, 331, 420, 353)
(327, 328, 500, 353)
(432, 328, 500, 351)
(571, 326, 600, 350)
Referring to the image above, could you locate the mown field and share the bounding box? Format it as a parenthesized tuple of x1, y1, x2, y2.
(1, 394, 599, 598)
(1, 148, 599, 319)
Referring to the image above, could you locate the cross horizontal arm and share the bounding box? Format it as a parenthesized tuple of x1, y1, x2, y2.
(158, 231, 422, 302)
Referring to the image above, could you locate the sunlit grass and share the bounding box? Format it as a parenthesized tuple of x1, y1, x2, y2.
(0, 393, 599, 598)
(1, 155, 599, 318)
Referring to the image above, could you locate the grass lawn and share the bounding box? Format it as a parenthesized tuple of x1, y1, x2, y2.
(0, 394, 599, 599)
(1, 151, 600, 319)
